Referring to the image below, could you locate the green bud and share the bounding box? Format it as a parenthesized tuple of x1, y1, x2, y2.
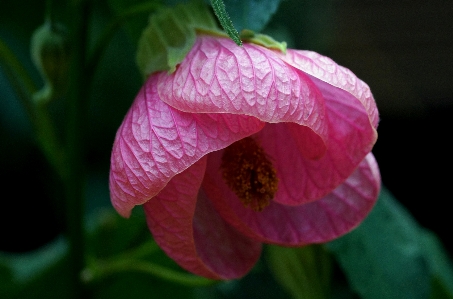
(30, 22, 70, 104)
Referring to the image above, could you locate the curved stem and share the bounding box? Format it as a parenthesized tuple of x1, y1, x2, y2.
(113, 239, 161, 260)
(0, 38, 38, 111)
(90, 260, 216, 286)
(0, 38, 67, 180)
(82, 239, 215, 286)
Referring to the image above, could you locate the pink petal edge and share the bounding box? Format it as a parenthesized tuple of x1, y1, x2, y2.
(143, 157, 262, 279)
(254, 115, 376, 206)
(280, 49, 380, 129)
(157, 35, 329, 155)
(109, 75, 264, 217)
(203, 152, 381, 245)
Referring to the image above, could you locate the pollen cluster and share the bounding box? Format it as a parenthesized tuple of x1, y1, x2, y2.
(221, 137, 279, 212)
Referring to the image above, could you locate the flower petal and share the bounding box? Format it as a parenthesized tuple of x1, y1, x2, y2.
(143, 157, 262, 279)
(247, 50, 379, 206)
(280, 50, 379, 129)
(264, 49, 378, 205)
(203, 152, 381, 245)
(157, 35, 329, 155)
(109, 75, 264, 217)
(256, 110, 377, 206)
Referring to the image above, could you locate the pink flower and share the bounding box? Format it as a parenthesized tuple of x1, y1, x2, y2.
(109, 35, 381, 280)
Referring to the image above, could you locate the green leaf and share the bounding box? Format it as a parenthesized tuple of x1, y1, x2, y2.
(327, 187, 431, 299)
(210, 0, 242, 46)
(196, 257, 289, 299)
(420, 230, 453, 299)
(430, 277, 453, 299)
(85, 207, 150, 259)
(266, 244, 332, 299)
(0, 237, 72, 299)
(92, 271, 200, 299)
(84, 207, 215, 289)
(220, 0, 282, 33)
(136, 0, 222, 77)
(107, 0, 158, 44)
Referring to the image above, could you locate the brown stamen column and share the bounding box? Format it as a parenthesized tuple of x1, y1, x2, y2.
(221, 137, 279, 212)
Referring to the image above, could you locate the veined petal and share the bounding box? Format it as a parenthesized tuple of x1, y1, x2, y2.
(279, 49, 379, 129)
(246, 50, 378, 206)
(257, 92, 376, 206)
(143, 157, 261, 279)
(157, 35, 329, 154)
(109, 75, 264, 217)
(203, 152, 381, 245)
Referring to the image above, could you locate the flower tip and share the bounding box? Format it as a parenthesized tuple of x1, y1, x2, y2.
(110, 192, 134, 219)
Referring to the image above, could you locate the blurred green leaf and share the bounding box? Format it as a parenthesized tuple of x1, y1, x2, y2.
(0, 237, 72, 299)
(266, 244, 332, 299)
(327, 187, 431, 299)
(91, 271, 200, 299)
(85, 206, 216, 290)
(420, 230, 453, 299)
(0, 263, 13, 294)
(220, 0, 282, 33)
(106, 0, 161, 44)
(196, 257, 290, 299)
(430, 277, 453, 299)
(86, 207, 150, 259)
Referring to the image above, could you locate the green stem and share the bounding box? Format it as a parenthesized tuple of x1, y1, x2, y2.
(82, 240, 215, 286)
(0, 38, 67, 180)
(0, 39, 38, 97)
(64, 0, 91, 297)
(90, 259, 216, 286)
(113, 239, 161, 261)
(210, 0, 242, 46)
(34, 104, 69, 180)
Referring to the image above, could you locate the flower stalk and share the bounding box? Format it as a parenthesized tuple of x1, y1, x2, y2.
(1, 36, 67, 180)
(84, 258, 216, 287)
(82, 240, 215, 286)
(63, 0, 90, 296)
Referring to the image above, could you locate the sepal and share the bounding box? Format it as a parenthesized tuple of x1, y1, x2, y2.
(136, 0, 223, 77)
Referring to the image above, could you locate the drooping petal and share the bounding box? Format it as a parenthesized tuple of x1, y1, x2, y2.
(256, 98, 377, 206)
(143, 157, 262, 279)
(279, 49, 379, 129)
(157, 35, 329, 158)
(241, 50, 378, 206)
(203, 151, 381, 245)
(109, 75, 264, 217)
(200, 90, 377, 209)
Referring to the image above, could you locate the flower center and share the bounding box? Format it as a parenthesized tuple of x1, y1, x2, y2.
(221, 137, 279, 212)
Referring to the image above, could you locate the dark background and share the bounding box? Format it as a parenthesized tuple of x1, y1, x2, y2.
(269, 0, 453, 255)
(1, 0, 452, 258)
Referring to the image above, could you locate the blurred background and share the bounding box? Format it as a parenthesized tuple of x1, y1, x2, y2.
(270, 0, 453, 255)
(1, 0, 452, 268)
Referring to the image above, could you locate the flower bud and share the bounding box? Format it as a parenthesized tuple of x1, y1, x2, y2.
(30, 22, 70, 103)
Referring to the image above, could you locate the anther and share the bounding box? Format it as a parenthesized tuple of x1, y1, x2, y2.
(221, 137, 278, 212)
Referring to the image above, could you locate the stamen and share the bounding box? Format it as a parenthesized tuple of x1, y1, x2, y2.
(221, 137, 279, 212)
